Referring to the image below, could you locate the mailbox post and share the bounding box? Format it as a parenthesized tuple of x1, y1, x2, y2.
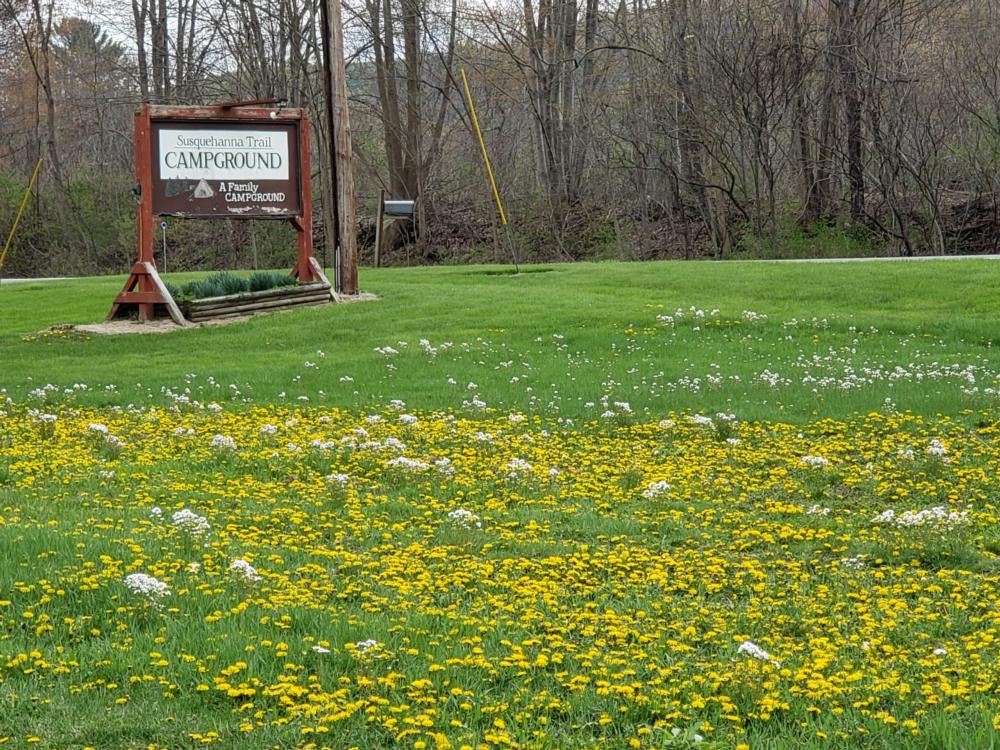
(373, 190, 416, 268)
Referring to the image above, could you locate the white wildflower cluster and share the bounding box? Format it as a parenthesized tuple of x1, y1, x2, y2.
(88, 423, 123, 450)
(758, 369, 791, 388)
(872, 506, 971, 529)
(508, 413, 526, 423)
(309, 438, 336, 450)
(840, 555, 866, 568)
(435, 458, 454, 475)
(741, 310, 768, 323)
(259, 423, 279, 435)
(311, 645, 331, 654)
(365, 414, 383, 424)
(800, 455, 830, 468)
(474, 431, 494, 443)
(506, 458, 532, 477)
(149, 506, 163, 519)
(172, 508, 211, 537)
(642, 480, 671, 500)
(102, 433, 124, 449)
(806, 504, 831, 515)
(656, 306, 720, 327)
(448, 508, 482, 529)
(31, 411, 58, 424)
(229, 559, 261, 583)
(386, 456, 429, 471)
(737, 640, 780, 666)
(326, 473, 350, 485)
(354, 639, 379, 653)
(353, 436, 407, 453)
(399, 414, 418, 425)
(124, 573, 170, 602)
(926, 439, 949, 461)
(687, 414, 714, 427)
(27, 384, 59, 400)
(173, 426, 195, 436)
(463, 395, 487, 409)
(373, 345, 399, 356)
(210, 434, 237, 451)
(897, 447, 915, 459)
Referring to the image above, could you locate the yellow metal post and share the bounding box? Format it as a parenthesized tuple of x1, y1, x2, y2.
(0, 159, 43, 277)
(461, 68, 520, 272)
(461, 68, 508, 226)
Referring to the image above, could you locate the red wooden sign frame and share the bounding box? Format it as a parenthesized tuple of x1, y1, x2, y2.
(108, 103, 323, 324)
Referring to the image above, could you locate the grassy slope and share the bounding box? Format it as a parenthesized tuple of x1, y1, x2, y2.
(1, 259, 999, 421)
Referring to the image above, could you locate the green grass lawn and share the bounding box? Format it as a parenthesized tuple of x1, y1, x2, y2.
(2, 259, 999, 421)
(3, 259, 1000, 750)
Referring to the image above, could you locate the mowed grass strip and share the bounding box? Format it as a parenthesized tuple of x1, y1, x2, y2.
(0, 259, 999, 421)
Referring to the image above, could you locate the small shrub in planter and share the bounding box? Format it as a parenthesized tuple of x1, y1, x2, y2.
(248, 271, 298, 292)
(214, 272, 251, 297)
(167, 272, 300, 302)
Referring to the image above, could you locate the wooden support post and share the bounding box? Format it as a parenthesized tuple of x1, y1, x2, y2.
(136, 106, 155, 321)
(291, 116, 316, 283)
(374, 189, 385, 268)
(108, 104, 187, 324)
(321, 0, 359, 294)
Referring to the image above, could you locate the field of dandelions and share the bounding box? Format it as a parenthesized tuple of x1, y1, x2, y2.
(2, 264, 1000, 749)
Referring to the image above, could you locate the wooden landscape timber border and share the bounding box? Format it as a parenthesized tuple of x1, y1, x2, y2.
(184, 283, 333, 322)
(108, 102, 323, 325)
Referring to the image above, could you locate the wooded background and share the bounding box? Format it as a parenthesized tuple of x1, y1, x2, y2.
(3, 0, 1000, 277)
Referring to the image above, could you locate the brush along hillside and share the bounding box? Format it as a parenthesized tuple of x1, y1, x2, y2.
(1, 260, 1000, 749)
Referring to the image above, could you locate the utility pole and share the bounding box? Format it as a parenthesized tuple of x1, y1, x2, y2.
(320, 0, 359, 294)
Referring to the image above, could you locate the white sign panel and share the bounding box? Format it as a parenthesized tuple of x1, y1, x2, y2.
(158, 129, 289, 181)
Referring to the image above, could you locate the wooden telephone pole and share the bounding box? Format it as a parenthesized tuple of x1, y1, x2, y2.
(320, 0, 358, 294)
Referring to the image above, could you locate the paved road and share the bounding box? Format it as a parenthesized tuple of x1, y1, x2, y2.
(1, 277, 75, 284)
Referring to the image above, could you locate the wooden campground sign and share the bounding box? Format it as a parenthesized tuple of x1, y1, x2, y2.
(152, 120, 302, 218)
(109, 103, 324, 324)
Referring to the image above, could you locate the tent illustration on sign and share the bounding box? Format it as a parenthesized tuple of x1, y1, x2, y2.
(193, 179, 215, 199)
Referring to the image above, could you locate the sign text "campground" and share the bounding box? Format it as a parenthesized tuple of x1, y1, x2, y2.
(158, 129, 290, 181)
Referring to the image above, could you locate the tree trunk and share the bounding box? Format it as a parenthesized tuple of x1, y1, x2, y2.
(401, 0, 422, 199)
